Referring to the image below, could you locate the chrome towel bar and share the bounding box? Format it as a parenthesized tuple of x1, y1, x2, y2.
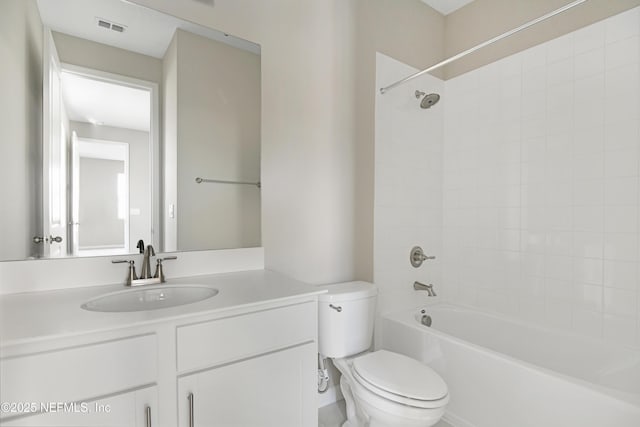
(195, 177, 261, 188)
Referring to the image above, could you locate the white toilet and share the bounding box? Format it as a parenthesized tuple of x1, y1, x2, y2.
(318, 281, 448, 427)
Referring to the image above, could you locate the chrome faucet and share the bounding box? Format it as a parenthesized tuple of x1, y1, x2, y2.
(140, 245, 156, 279)
(414, 281, 437, 296)
(112, 252, 177, 287)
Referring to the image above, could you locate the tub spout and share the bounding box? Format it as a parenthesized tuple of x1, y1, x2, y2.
(414, 281, 437, 296)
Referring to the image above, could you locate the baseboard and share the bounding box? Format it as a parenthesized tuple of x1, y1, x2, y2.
(444, 410, 476, 427)
(317, 385, 344, 408)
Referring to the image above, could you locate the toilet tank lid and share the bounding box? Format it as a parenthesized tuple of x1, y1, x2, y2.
(317, 281, 377, 303)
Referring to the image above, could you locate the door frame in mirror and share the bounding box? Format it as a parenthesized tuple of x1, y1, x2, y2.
(54, 61, 161, 255)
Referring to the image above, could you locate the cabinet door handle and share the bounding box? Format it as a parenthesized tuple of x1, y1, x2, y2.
(145, 406, 151, 427)
(188, 393, 194, 427)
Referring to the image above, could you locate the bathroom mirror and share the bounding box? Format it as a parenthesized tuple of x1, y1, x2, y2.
(0, 0, 261, 261)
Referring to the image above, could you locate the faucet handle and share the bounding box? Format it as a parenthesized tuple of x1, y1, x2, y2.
(410, 246, 436, 268)
(112, 259, 135, 265)
(154, 256, 177, 282)
(112, 260, 138, 286)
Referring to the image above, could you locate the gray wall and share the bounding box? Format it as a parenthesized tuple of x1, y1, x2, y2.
(78, 157, 124, 248)
(70, 121, 151, 251)
(0, 0, 43, 260)
(165, 29, 261, 251)
(52, 32, 162, 84)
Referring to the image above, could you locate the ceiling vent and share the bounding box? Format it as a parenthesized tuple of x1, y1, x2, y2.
(96, 17, 127, 33)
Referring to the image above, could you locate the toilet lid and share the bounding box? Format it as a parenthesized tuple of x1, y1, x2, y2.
(352, 350, 448, 401)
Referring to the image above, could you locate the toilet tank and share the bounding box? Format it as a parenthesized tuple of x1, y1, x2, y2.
(318, 281, 377, 358)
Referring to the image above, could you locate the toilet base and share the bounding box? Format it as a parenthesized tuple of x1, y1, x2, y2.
(334, 355, 446, 427)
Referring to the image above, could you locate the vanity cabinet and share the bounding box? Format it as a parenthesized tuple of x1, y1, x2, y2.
(177, 342, 315, 427)
(1, 295, 319, 427)
(175, 301, 317, 427)
(3, 386, 157, 427)
(0, 335, 158, 427)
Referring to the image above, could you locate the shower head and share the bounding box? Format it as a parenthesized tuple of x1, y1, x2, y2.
(415, 91, 440, 109)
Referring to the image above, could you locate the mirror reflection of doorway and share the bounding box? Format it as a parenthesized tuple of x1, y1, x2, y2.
(72, 137, 129, 256)
(50, 57, 155, 257)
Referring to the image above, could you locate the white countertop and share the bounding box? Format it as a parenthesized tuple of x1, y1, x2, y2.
(0, 269, 325, 348)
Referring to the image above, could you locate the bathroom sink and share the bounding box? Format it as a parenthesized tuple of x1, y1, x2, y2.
(81, 285, 218, 312)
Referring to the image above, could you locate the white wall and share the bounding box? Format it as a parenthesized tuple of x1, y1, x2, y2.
(0, 0, 43, 261)
(162, 33, 178, 252)
(374, 53, 444, 319)
(442, 7, 640, 348)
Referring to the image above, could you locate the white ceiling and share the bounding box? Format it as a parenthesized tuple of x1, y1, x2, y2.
(61, 71, 151, 132)
(420, 0, 476, 15)
(36, 0, 260, 59)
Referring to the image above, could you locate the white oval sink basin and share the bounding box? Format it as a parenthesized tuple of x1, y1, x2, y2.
(81, 285, 218, 312)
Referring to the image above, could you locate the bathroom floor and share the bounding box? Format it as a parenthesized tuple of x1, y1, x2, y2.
(319, 400, 454, 427)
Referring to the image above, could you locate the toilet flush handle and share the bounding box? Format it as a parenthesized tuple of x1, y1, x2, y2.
(329, 304, 342, 312)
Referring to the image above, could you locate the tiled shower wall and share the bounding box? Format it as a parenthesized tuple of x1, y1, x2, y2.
(442, 7, 640, 347)
(374, 53, 444, 320)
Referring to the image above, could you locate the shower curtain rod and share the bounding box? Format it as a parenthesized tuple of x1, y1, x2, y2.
(379, 0, 589, 94)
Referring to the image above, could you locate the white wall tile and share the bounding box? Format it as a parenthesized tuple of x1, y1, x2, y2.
(445, 7, 640, 343)
(605, 119, 640, 150)
(603, 314, 637, 346)
(574, 179, 603, 206)
(603, 260, 638, 290)
(376, 8, 640, 348)
(604, 149, 639, 177)
(603, 232, 638, 261)
(547, 33, 574, 64)
(573, 21, 605, 55)
(574, 206, 604, 233)
(572, 307, 603, 339)
(604, 206, 637, 233)
(574, 48, 605, 80)
(604, 177, 638, 205)
(374, 53, 444, 316)
(573, 231, 604, 258)
(604, 287, 637, 316)
(547, 57, 574, 86)
(605, 7, 640, 44)
(574, 257, 604, 285)
(605, 36, 639, 70)
(605, 63, 639, 99)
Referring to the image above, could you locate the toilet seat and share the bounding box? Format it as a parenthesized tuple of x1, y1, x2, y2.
(351, 350, 449, 409)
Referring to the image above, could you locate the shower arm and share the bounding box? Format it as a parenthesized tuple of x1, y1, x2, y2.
(379, 0, 589, 95)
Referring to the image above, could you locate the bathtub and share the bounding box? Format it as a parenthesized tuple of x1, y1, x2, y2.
(380, 304, 640, 427)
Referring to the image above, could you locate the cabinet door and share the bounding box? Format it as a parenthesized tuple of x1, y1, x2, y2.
(2, 386, 157, 427)
(178, 343, 316, 427)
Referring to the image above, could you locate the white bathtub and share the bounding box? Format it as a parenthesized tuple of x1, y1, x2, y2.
(380, 304, 640, 427)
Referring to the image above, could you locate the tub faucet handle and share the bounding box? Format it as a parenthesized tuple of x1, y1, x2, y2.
(410, 246, 436, 268)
